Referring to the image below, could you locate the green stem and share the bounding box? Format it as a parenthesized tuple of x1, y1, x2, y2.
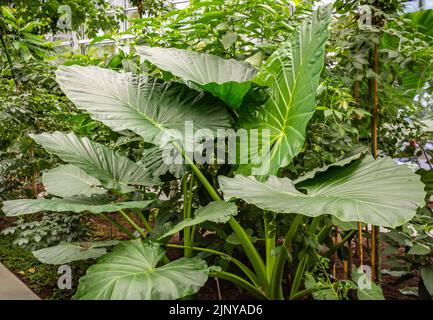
(100, 213, 136, 239)
(309, 216, 321, 234)
(108, 211, 169, 265)
(264, 212, 276, 281)
(119, 209, 146, 238)
(324, 230, 356, 258)
(172, 141, 268, 290)
(182, 174, 190, 256)
(289, 287, 319, 300)
(184, 173, 195, 258)
(210, 271, 267, 300)
(317, 225, 332, 243)
(133, 208, 153, 232)
(289, 254, 308, 298)
(166, 243, 260, 287)
(269, 214, 303, 300)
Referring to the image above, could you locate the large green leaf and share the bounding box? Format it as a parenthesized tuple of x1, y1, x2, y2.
(160, 201, 237, 239)
(236, 6, 332, 176)
(55, 66, 232, 146)
(219, 156, 425, 228)
(42, 164, 106, 197)
(32, 241, 119, 265)
(75, 240, 209, 300)
(2, 197, 154, 216)
(136, 46, 257, 109)
(30, 132, 159, 193)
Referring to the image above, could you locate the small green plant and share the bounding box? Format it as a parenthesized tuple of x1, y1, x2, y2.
(2, 213, 88, 251)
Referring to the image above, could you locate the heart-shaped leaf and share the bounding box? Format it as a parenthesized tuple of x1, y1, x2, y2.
(42, 164, 106, 197)
(136, 46, 256, 109)
(31, 132, 159, 193)
(75, 240, 209, 300)
(32, 241, 119, 264)
(219, 156, 425, 228)
(55, 66, 232, 146)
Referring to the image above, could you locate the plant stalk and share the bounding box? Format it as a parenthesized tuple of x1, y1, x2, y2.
(167, 243, 260, 287)
(172, 141, 268, 290)
(119, 209, 146, 238)
(100, 213, 136, 239)
(269, 214, 303, 300)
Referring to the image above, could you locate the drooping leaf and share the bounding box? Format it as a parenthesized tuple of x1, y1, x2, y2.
(352, 267, 385, 300)
(160, 202, 237, 239)
(75, 240, 209, 300)
(55, 66, 232, 146)
(32, 241, 119, 265)
(236, 5, 332, 176)
(136, 46, 256, 109)
(219, 156, 425, 228)
(42, 164, 106, 198)
(2, 196, 154, 216)
(30, 132, 159, 193)
(421, 266, 433, 297)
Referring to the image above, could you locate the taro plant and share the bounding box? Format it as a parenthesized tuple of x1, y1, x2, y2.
(1, 5, 427, 300)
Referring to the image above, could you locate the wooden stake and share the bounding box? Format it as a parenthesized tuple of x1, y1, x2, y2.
(371, 225, 377, 281)
(332, 227, 339, 279)
(357, 222, 364, 266)
(353, 80, 364, 267)
(343, 260, 349, 280)
(370, 44, 380, 282)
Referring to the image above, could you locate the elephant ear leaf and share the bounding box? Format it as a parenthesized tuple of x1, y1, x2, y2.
(30, 131, 159, 193)
(160, 201, 237, 239)
(219, 156, 425, 228)
(237, 5, 332, 176)
(74, 240, 209, 300)
(42, 164, 106, 197)
(55, 66, 232, 146)
(136, 46, 257, 109)
(32, 241, 119, 265)
(2, 196, 154, 216)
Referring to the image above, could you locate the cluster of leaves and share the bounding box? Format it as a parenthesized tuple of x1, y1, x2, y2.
(1, 213, 88, 251)
(0, 0, 125, 37)
(129, 0, 312, 59)
(382, 209, 433, 299)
